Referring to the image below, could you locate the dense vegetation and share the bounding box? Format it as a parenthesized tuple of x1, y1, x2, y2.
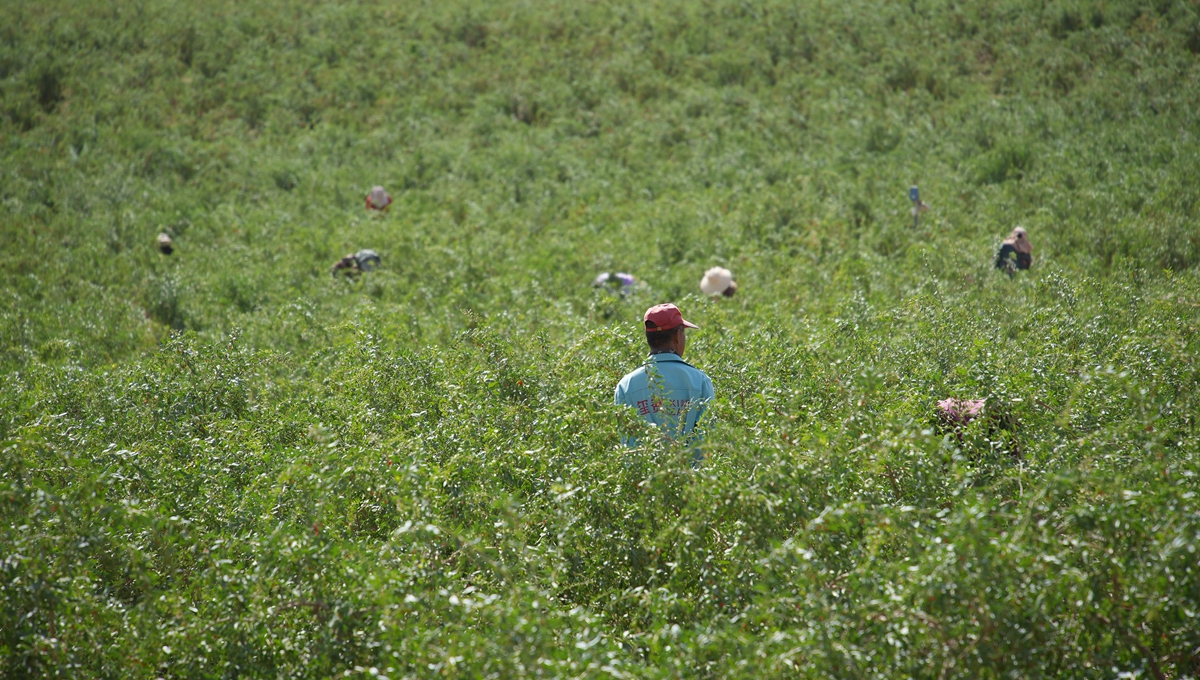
(2, 0, 1199, 676)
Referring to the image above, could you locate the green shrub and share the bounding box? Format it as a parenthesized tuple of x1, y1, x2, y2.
(973, 141, 1034, 185)
(2, 0, 1199, 676)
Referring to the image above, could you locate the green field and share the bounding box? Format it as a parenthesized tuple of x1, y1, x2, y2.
(3, 0, 1200, 676)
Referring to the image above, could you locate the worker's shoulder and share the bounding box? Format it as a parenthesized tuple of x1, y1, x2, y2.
(684, 362, 714, 392)
(666, 356, 710, 376)
(691, 364, 715, 390)
(658, 357, 712, 385)
(620, 356, 710, 381)
(616, 364, 651, 388)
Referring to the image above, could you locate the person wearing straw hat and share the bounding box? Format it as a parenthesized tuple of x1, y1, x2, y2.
(994, 226, 1032, 274)
(614, 303, 715, 455)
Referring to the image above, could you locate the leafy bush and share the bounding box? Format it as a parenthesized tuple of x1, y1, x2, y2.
(2, 0, 1199, 676)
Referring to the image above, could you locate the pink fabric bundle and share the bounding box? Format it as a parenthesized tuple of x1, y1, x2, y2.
(936, 398, 986, 424)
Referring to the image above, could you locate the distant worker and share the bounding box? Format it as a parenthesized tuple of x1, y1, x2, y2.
(157, 233, 174, 255)
(995, 227, 1032, 274)
(592, 271, 637, 295)
(331, 249, 382, 277)
(699, 266, 737, 297)
(366, 186, 392, 211)
(614, 303, 715, 457)
(354, 249, 381, 271)
(331, 254, 358, 277)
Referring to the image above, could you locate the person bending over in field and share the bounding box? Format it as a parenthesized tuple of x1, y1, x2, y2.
(614, 303, 715, 463)
(330, 249, 382, 278)
(331, 254, 360, 277)
(994, 226, 1032, 275)
(366, 186, 392, 211)
(699, 266, 738, 297)
(592, 271, 638, 296)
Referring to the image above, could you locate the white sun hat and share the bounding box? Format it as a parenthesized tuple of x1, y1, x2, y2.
(699, 266, 735, 296)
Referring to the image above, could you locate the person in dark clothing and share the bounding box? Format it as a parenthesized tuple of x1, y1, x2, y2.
(331, 248, 381, 278)
(354, 249, 381, 271)
(330, 250, 382, 278)
(331, 254, 359, 277)
(995, 227, 1032, 275)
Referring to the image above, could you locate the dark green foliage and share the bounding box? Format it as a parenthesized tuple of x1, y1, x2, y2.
(2, 0, 1200, 676)
(33, 60, 63, 113)
(974, 141, 1034, 184)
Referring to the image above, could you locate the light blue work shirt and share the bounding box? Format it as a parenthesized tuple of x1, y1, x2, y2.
(614, 352, 715, 448)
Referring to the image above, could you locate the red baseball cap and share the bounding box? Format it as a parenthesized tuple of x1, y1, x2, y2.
(643, 303, 699, 332)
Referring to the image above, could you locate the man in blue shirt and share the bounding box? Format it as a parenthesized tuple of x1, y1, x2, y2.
(614, 303, 715, 452)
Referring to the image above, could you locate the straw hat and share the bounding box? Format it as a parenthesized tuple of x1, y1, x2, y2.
(1004, 227, 1032, 255)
